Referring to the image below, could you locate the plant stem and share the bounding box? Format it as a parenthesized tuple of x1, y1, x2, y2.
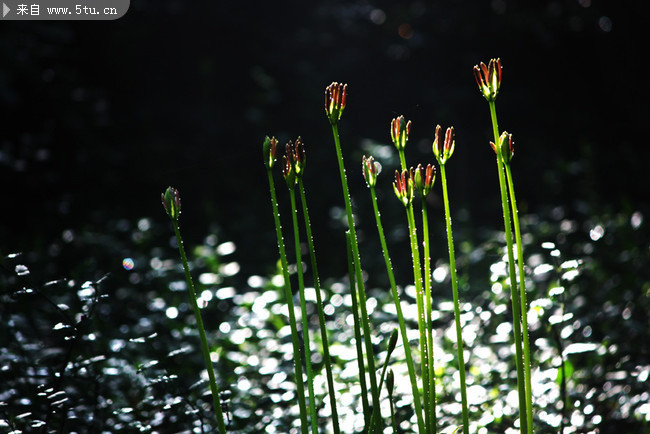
(345, 231, 370, 422)
(406, 204, 432, 434)
(288, 187, 319, 434)
(330, 123, 381, 429)
(397, 149, 433, 434)
(298, 179, 341, 434)
(505, 163, 534, 432)
(171, 220, 226, 434)
(488, 100, 528, 433)
(438, 163, 470, 432)
(266, 169, 309, 434)
(369, 187, 426, 433)
(420, 199, 437, 432)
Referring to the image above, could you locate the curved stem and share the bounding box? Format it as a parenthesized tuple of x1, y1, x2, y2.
(369, 187, 426, 433)
(505, 163, 533, 432)
(289, 187, 319, 434)
(298, 179, 341, 434)
(266, 169, 309, 433)
(172, 221, 227, 434)
(438, 163, 470, 432)
(488, 101, 528, 433)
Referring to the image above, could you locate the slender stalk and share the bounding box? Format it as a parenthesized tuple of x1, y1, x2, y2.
(420, 199, 437, 431)
(397, 149, 433, 434)
(265, 169, 309, 433)
(288, 187, 319, 434)
(406, 204, 432, 434)
(171, 221, 227, 434)
(504, 163, 534, 431)
(330, 123, 381, 428)
(298, 179, 341, 434)
(369, 187, 426, 433)
(346, 231, 370, 422)
(438, 163, 470, 432)
(488, 101, 528, 433)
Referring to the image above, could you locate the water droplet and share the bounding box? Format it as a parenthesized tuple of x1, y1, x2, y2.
(122, 257, 135, 270)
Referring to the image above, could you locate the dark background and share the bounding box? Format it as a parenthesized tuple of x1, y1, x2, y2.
(2, 1, 650, 432)
(2, 0, 648, 278)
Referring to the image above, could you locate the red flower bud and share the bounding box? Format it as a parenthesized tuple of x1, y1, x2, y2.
(473, 58, 502, 102)
(325, 82, 348, 124)
(362, 155, 382, 188)
(393, 169, 414, 207)
(490, 131, 514, 164)
(413, 163, 436, 197)
(263, 136, 278, 169)
(390, 115, 412, 151)
(432, 125, 455, 165)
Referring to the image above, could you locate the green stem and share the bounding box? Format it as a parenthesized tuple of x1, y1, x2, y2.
(298, 179, 341, 434)
(330, 123, 381, 429)
(504, 163, 534, 433)
(488, 101, 528, 433)
(421, 200, 437, 432)
(288, 187, 319, 434)
(397, 149, 433, 434)
(438, 163, 470, 432)
(172, 220, 226, 434)
(369, 187, 426, 433)
(266, 169, 309, 434)
(345, 231, 370, 421)
(406, 204, 432, 434)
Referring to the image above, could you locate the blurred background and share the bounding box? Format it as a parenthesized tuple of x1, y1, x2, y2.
(1, 0, 649, 432)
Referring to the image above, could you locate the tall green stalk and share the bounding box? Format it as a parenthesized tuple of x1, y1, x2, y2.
(488, 99, 528, 433)
(298, 177, 341, 434)
(288, 186, 319, 434)
(326, 83, 380, 429)
(420, 197, 437, 430)
(438, 163, 470, 432)
(362, 155, 426, 432)
(505, 162, 533, 430)
(345, 231, 370, 422)
(161, 187, 227, 434)
(262, 137, 310, 433)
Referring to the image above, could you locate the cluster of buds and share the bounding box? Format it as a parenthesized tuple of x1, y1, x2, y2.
(286, 137, 306, 178)
(282, 137, 307, 187)
(432, 125, 455, 165)
(390, 115, 411, 151)
(361, 155, 382, 188)
(473, 58, 502, 102)
(393, 169, 414, 207)
(263, 136, 279, 169)
(490, 131, 514, 164)
(161, 186, 181, 221)
(325, 82, 348, 125)
(413, 163, 436, 198)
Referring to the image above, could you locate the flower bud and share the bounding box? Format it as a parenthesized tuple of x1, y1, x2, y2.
(432, 125, 455, 165)
(282, 155, 297, 188)
(325, 82, 348, 125)
(263, 136, 278, 169)
(393, 169, 414, 207)
(361, 155, 382, 188)
(390, 115, 412, 151)
(473, 58, 502, 102)
(286, 138, 306, 178)
(490, 131, 514, 164)
(161, 186, 181, 221)
(413, 163, 436, 197)
(386, 369, 395, 397)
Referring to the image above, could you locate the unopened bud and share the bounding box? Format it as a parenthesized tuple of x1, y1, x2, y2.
(413, 163, 436, 197)
(393, 169, 414, 207)
(362, 155, 382, 188)
(390, 115, 412, 151)
(433, 125, 455, 165)
(473, 58, 502, 102)
(325, 82, 348, 125)
(263, 136, 278, 169)
(161, 186, 181, 221)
